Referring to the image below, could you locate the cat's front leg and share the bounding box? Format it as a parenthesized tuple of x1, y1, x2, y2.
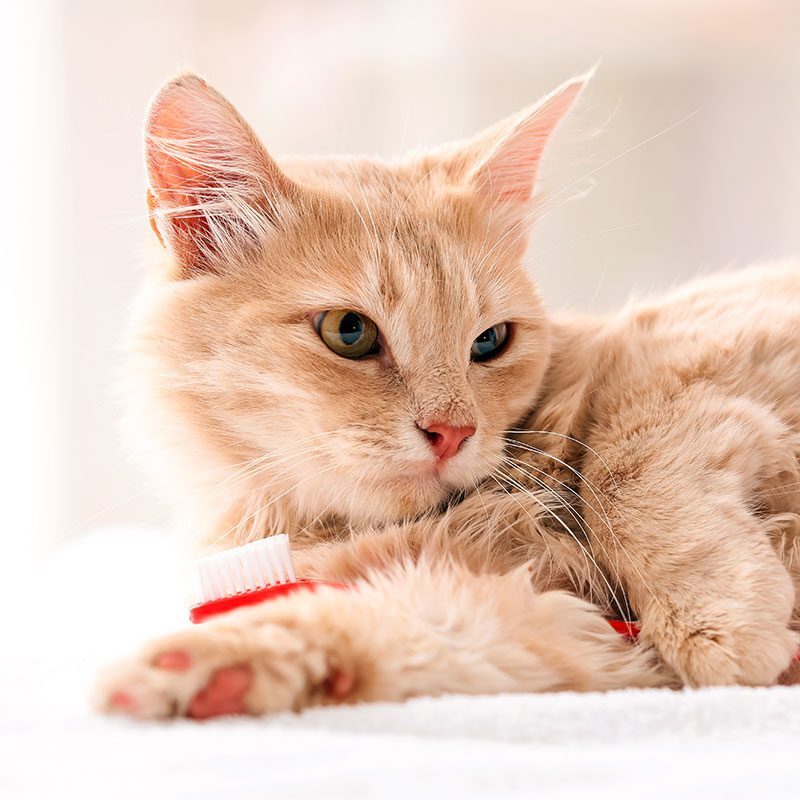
(95, 561, 665, 719)
(580, 389, 799, 687)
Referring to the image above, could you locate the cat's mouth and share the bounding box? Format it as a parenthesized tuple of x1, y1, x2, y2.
(379, 462, 441, 487)
(376, 456, 482, 500)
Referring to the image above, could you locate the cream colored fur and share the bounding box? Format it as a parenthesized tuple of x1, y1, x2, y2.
(96, 73, 800, 719)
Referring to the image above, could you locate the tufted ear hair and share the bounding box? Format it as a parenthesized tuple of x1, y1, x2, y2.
(145, 74, 298, 276)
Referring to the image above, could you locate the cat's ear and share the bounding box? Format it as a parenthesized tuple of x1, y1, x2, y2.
(145, 74, 297, 275)
(462, 71, 590, 223)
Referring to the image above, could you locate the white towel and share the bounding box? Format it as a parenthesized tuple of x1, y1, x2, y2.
(5, 528, 800, 800)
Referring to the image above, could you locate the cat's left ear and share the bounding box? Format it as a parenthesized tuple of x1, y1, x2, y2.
(462, 70, 591, 218)
(144, 74, 299, 276)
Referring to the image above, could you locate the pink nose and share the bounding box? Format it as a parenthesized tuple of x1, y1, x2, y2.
(418, 421, 476, 461)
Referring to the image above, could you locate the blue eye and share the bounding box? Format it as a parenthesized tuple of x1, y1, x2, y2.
(471, 322, 510, 362)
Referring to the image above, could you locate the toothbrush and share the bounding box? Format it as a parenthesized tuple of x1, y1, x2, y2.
(189, 536, 800, 665)
(189, 534, 346, 623)
(190, 539, 643, 636)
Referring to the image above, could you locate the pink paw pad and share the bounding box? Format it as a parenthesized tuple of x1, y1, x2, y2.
(326, 668, 355, 699)
(153, 650, 191, 671)
(109, 690, 139, 712)
(187, 664, 253, 719)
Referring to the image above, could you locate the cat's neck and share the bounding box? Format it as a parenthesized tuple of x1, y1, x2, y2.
(504, 312, 609, 491)
(527, 313, 607, 432)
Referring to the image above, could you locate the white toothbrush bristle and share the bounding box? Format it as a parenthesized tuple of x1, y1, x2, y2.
(191, 534, 296, 604)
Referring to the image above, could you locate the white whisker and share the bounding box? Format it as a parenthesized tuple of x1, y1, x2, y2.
(491, 466, 617, 613)
(199, 462, 338, 555)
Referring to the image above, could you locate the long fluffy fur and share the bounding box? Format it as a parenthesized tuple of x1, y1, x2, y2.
(97, 74, 800, 719)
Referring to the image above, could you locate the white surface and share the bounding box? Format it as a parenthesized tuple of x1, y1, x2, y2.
(5, 528, 800, 799)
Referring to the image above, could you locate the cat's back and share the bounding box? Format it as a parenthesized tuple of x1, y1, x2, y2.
(593, 260, 800, 424)
(624, 260, 800, 340)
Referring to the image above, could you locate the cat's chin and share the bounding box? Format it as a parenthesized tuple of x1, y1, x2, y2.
(352, 467, 477, 524)
(359, 496, 448, 526)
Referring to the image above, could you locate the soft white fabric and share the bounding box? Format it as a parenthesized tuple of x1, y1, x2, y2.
(6, 528, 800, 800)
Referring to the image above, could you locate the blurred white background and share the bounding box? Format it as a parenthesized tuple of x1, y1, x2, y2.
(2, 0, 799, 567)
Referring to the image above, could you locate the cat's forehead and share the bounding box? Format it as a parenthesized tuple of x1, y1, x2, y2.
(281, 154, 431, 195)
(298, 196, 488, 318)
(264, 155, 529, 331)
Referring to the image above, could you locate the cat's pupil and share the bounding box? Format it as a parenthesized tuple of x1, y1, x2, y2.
(474, 328, 498, 353)
(471, 322, 509, 361)
(339, 312, 364, 345)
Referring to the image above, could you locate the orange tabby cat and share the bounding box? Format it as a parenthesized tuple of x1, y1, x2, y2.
(95, 73, 800, 719)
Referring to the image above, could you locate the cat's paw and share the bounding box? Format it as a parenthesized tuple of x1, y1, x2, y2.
(651, 617, 798, 687)
(638, 553, 798, 688)
(93, 613, 351, 720)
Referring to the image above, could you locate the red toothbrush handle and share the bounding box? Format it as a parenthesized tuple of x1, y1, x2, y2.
(607, 619, 640, 640)
(190, 579, 349, 624)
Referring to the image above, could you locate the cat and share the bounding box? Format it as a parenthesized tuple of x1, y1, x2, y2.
(95, 72, 800, 719)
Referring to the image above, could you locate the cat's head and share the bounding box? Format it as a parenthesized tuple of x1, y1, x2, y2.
(134, 73, 585, 529)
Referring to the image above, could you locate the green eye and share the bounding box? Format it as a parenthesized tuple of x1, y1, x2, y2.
(471, 322, 510, 362)
(316, 310, 379, 359)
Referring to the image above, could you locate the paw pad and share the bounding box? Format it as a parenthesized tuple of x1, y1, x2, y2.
(326, 668, 355, 699)
(109, 690, 139, 712)
(153, 650, 192, 671)
(187, 664, 253, 719)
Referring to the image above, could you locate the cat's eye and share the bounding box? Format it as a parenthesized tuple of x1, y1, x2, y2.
(316, 310, 379, 359)
(471, 322, 510, 362)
